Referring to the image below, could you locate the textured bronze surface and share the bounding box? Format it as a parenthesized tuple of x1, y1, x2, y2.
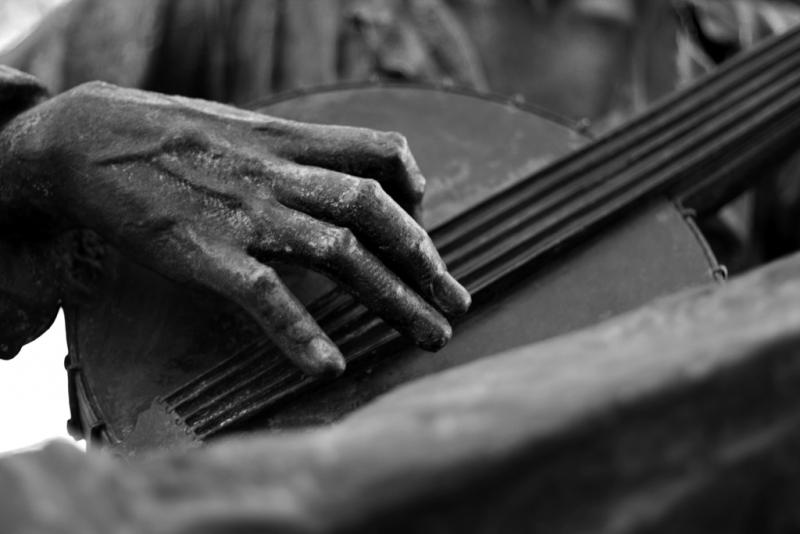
(114, 86, 716, 452)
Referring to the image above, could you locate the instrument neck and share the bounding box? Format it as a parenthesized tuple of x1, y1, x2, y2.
(434, 22, 800, 292)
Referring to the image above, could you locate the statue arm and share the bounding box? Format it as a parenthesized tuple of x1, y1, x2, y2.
(0, 65, 469, 373)
(0, 66, 61, 359)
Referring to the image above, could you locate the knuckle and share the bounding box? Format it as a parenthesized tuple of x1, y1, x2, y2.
(380, 131, 425, 199)
(70, 80, 112, 98)
(247, 265, 278, 293)
(411, 235, 443, 271)
(328, 227, 358, 260)
(383, 131, 408, 150)
(165, 126, 212, 153)
(354, 178, 384, 205)
(381, 131, 409, 159)
(412, 234, 433, 260)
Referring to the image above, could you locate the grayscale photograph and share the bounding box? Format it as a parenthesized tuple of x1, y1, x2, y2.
(1, 0, 800, 532)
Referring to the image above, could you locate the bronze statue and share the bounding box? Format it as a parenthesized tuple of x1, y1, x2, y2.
(3, 0, 800, 532)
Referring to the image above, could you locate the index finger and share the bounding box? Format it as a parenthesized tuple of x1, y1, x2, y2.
(259, 121, 425, 219)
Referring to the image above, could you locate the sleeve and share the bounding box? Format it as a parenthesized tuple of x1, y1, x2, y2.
(0, 65, 49, 125)
(338, 0, 488, 91)
(0, 66, 61, 359)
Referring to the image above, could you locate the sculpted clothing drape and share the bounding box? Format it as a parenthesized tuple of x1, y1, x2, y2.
(1, 0, 488, 104)
(0, 66, 60, 359)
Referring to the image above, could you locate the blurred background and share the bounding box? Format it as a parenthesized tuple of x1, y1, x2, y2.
(0, 0, 64, 49)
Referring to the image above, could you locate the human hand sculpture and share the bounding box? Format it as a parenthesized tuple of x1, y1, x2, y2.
(0, 80, 470, 375)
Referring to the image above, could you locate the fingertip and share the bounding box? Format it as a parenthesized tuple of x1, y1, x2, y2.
(432, 272, 472, 317)
(297, 338, 346, 377)
(415, 316, 453, 352)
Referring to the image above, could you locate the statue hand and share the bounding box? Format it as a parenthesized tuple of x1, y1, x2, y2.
(2, 82, 470, 376)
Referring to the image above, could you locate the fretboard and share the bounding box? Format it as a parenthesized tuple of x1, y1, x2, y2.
(162, 25, 800, 439)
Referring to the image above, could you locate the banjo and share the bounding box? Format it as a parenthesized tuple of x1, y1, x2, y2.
(64, 25, 800, 453)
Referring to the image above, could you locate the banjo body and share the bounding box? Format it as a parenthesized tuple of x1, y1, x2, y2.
(63, 86, 718, 452)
